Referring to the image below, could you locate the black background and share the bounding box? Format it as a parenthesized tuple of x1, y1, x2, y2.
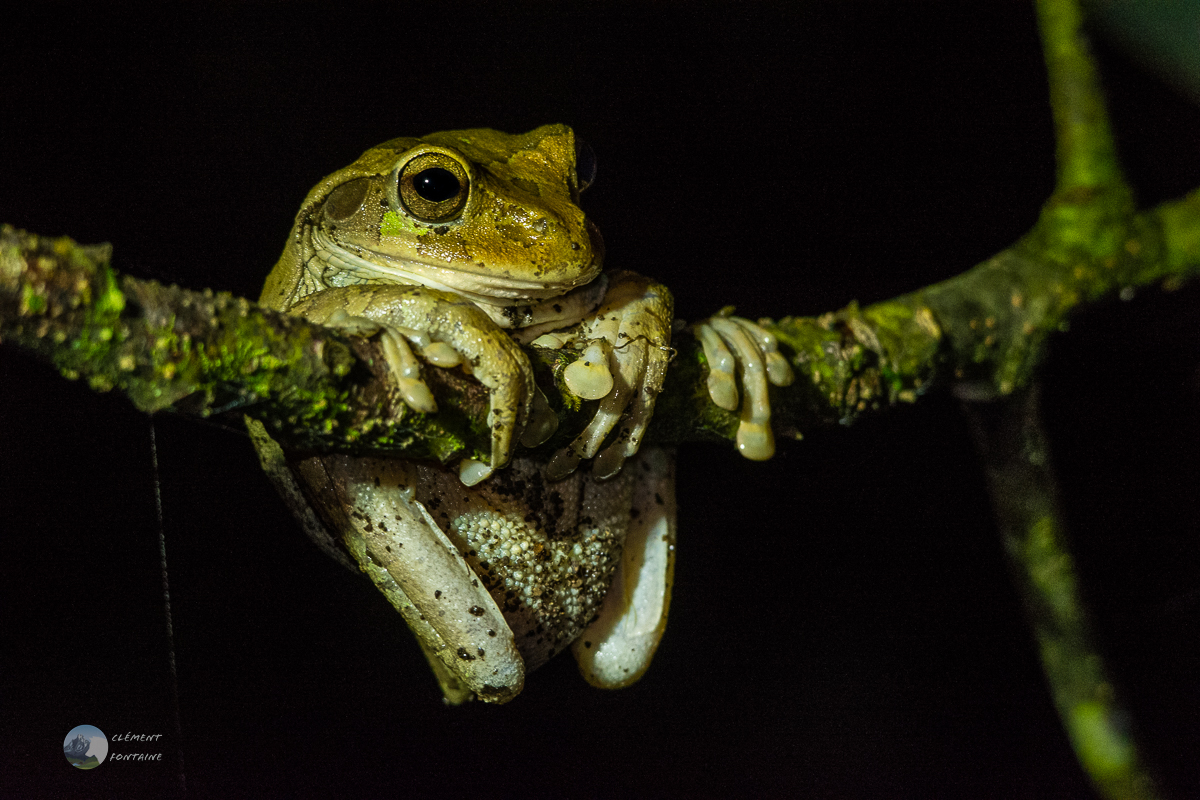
(2, 2, 1199, 798)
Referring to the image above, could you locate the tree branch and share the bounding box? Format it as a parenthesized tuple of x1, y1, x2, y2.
(3, 189, 1200, 460)
(1038, 0, 1124, 193)
(965, 388, 1164, 800)
(1, 0, 1196, 460)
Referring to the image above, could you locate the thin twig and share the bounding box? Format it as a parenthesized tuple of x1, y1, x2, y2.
(964, 388, 1163, 800)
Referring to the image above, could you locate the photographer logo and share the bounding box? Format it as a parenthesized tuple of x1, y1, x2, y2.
(63, 725, 108, 770)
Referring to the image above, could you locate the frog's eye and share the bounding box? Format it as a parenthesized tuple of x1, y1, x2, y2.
(574, 139, 597, 194)
(397, 152, 470, 223)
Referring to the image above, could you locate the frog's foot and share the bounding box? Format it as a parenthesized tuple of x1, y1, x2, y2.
(458, 387, 557, 487)
(693, 310, 794, 461)
(326, 309, 445, 414)
(539, 272, 673, 481)
(322, 305, 544, 486)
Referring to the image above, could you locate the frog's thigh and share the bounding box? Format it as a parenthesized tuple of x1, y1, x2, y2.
(571, 447, 677, 688)
(311, 455, 525, 702)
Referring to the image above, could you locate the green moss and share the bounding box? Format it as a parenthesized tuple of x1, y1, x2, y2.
(92, 262, 126, 317)
(19, 283, 44, 314)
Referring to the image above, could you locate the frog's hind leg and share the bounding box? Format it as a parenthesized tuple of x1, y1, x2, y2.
(571, 447, 676, 688)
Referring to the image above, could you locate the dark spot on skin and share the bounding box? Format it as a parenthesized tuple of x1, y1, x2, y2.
(630, 508, 641, 520)
(472, 579, 479, 587)
(655, 493, 664, 505)
(477, 648, 486, 658)
(435, 226, 449, 235)
(571, 242, 580, 250)
(488, 629, 497, 637)
(553, 303, 562, 313)
(469, 605, 485, 616)
(583, 640, 592, 649)
(492, 472, 524, 498)
(373, 476, 381, 487)
(434, 590, 442, 599)
(456, 647, 476, 661)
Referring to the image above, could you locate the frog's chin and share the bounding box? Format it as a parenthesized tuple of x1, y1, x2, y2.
(310, 228, 599, 307)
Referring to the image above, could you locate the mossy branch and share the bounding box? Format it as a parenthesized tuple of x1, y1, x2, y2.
(6, 1, 1196, 458)
(959, 4, 1171, 797)
(965, 389, 1163, 800)
(3, 184, 1200, 463)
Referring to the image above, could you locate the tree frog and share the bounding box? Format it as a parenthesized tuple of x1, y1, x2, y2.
(248, 125, 792, 703)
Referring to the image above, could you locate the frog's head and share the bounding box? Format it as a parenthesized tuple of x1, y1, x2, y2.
(262, 125, 603, 311)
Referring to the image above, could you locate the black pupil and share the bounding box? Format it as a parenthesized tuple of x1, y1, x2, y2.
(412, 167, 461, 202)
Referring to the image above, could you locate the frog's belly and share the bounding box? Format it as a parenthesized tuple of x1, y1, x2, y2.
(410, 456, 635, 672)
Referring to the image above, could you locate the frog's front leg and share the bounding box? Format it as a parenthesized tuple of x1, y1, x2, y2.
(535, 270, 674, 480)
(289, 284, 548, 483)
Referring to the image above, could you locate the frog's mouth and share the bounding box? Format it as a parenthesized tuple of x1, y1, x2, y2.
(308, 227, 599, 308)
